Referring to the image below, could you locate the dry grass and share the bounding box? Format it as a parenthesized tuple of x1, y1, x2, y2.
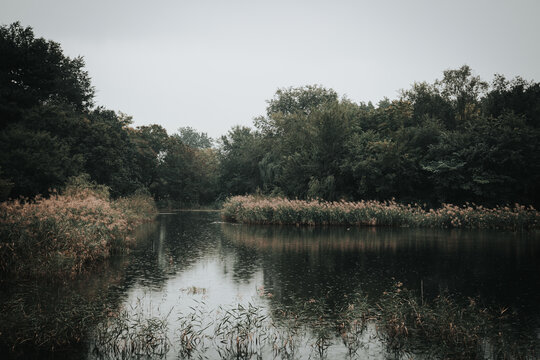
(222, 195, 539, 230)
(0, 184, 157, 278)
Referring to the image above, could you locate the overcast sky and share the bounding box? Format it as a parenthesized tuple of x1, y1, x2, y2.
(2, 0, 540, 138)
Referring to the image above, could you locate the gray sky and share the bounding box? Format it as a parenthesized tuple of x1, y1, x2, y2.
(2, 0, 540, 138)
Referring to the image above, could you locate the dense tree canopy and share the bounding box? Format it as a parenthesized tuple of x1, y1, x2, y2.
(0, 23, 219, 205)
(0, 22, 93, 127)
(1, 22, 538, 207)
(220, 71, 540, 207)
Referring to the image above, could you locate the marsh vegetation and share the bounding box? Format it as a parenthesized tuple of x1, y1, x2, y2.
(1, 22, 540, 360)
(223, 195, 539, 230)
(2, 212, 538, 359)
(0, 176, 156, 278)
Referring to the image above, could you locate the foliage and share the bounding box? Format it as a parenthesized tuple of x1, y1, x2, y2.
(222, 195, 539, 230)
(1, 21, 539, 208)
(0, 178, 157, 278)
(0, 124, 83, 197)
(220, 68, 540, 207)
(219, 126, 264, 196)
(0, 22, 94, 127)
(177, 126, 213, 149)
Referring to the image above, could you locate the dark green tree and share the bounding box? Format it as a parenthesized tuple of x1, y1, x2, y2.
(130, 124, 169, 192)
(219, 126, 263, 196)
(177, 126, 213, 149)
(0, 22, 94, 127)
(0, 125, 83, 197)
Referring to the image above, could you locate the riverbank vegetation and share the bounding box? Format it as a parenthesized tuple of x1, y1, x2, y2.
(218, 69, 540, 209)
(223, 195, 539, 230)
(0, 176, 156, 278)
(2, 22, 540, 211)
(0, 23, 219, 208)
(1, 20, 539, 360)
(87, 283, 538, 359)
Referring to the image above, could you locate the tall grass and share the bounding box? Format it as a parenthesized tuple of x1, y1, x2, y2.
(87, 286, 538, 359)
(222, 195, 539, 230)
(0, 178, 157, 278)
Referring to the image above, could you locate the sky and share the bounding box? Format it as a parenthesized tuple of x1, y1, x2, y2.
(2, 0, 540, 138)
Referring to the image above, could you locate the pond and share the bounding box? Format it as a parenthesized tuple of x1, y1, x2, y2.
(1, 211, 539, 359)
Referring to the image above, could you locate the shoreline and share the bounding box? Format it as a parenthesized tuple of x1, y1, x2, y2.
(222, 195, 539, 231)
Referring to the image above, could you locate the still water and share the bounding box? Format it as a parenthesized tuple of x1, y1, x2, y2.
(3, 211, 540, 359)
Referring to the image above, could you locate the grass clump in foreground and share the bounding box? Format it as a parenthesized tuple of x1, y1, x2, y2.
(222, 195, 539, 230)
(89, 285, 538, 360)
(0, 176, 157, 278)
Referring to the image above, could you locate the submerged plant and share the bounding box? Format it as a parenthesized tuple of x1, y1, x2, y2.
(336, 297, 371, 358)
(88, 287, 540, 360)
(268, 309, 303, 360)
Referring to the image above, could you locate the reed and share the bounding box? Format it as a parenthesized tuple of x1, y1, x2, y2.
(7, 283, 532, 359)
(376, 282, 489, 358)
(92, 301, 171, 359)
(222, 195, 539, 230)
(0, 181, 157, 278)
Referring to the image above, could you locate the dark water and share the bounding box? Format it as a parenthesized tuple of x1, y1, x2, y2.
(1, 211, 539, 359)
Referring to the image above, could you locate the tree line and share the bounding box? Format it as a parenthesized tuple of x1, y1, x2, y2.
(0, 23, 218, 206)
(1, 22, 539, 207)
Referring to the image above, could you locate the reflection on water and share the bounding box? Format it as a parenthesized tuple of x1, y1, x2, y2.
(222, 223, 540, 313)
(1, 212, 539, 359)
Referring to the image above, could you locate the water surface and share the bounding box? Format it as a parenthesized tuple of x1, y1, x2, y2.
(2, 211, 539, 359)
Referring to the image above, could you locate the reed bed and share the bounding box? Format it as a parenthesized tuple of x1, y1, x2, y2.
(88, 286, 538, 360)
(222, 195, 539, 230)
(92, 301, 171, 359)
(0, 183, 157, 278)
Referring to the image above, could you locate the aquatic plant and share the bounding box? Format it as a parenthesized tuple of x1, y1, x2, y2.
(86, 286, 540, 359)
(0, 257, 131, 356)
(222, 195, 539, 230)
(176, 300, 212, 359)
(0, 179, 157, 278)
(92, 300, 171, 359)
(266, 306, 303, 360)
(336, 297, 371, 358)
(213, 303, 269, 359)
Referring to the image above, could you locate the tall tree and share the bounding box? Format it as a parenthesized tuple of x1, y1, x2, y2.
(219, 126, 263, 196)
(0, 22, 94, 127)
(177, 126, 213, 149)
(436, 65, 488, 127)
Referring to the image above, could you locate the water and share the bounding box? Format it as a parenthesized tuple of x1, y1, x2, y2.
(1, 211, 539, 359)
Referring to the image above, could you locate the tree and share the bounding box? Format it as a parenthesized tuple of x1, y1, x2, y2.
(177, 126, 213, 148)
(0, 125, 83, 197)
(266, 85, 338, 117)
(400, 82, 454, 129)
(435, 65, 488, 126)
(0, 22, 94, 127)
(219, 126, 263, 196)
(157, 136, 198, 204)
(130, 124, 169, 191)
(421, 113, 540, 205)
(73, 109, 141, 196)
(482, 75, 540, 128)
